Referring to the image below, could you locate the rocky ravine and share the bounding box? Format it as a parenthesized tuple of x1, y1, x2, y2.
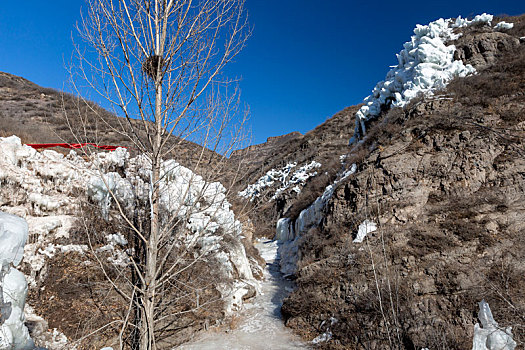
(0, 11, 524, 350)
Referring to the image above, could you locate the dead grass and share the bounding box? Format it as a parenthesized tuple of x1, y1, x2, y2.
(448, 45, 525, 107)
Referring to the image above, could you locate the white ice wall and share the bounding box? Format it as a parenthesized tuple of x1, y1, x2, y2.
(276, 165, 356, 276)
(0, 212, 34, 350)
(350, 14, 503, 142)
(0, 135, 258, 320)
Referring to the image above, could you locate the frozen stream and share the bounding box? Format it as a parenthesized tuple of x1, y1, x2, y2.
(179, 240, 308, 349)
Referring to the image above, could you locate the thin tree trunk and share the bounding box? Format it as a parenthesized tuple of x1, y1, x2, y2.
(141, 41, 165, 347)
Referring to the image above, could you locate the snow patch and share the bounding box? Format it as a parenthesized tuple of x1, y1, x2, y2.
(311, 317, 338, 345)
(24, 305, 70, 349)
(494, 21, 514, 31)
(353, 220, 377, 243)
(239, 161, 321, 201)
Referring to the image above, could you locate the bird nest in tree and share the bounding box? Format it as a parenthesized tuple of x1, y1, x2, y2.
(142, 55, 165, 79)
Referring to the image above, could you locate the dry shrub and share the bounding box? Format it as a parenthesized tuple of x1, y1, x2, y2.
(448, 45, 525, 106)
(407, 227, 457, 258)
(483, 254, 525, 345)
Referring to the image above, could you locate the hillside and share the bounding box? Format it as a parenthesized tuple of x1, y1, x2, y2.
(0, 72, 225, 174)
(236, 13, 525, 349)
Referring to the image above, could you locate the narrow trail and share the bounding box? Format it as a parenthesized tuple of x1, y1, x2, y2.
(179, 240, 309, 350)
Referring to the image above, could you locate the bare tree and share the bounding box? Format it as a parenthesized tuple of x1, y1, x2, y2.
(69, 1, 250, 349)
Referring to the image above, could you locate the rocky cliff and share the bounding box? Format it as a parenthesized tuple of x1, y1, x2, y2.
(238, 13, 525, 349)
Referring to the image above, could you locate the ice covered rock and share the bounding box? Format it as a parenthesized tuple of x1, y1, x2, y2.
(87, 156, 257, 313)
(88, 172, 135, 219)
(0, 212, 34, 350)
(353, 220, 377, 243)
(93, 147, 129, 170)
(0, 213, 28, 267)
(451, 13, 493, 27)
(276, 165, 356, 275)
(472, 300, 516, 350)
(239, 161, 321, 201)
(494, 21, 514, 31)
(0, 134, 258, 317)
(351, 14, 498, 141)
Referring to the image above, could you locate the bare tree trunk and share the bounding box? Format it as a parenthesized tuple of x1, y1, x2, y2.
(140, 59, 164, 350)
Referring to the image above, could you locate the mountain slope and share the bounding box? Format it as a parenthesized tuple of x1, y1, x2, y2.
(0, 72, 225, 173)
(237, 13, 525, 349)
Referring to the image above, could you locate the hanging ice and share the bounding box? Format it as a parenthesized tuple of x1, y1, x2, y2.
(276, 164, 357, 276)
(350, 14, 499, 142)
(472, 300, 516, 350)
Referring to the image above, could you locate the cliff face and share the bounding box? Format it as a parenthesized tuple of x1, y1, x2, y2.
(235, 14, 525, 349)
(276, 17, 525, 349)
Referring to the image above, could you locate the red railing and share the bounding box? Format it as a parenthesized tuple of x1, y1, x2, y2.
(26, 143, 123, 151)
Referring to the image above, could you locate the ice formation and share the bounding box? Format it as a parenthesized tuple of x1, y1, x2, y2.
(104, 152, 258, 312)
(239, 161, 321, 201)
(353, 220, 377, 243)
(472, 300, 516, 350)
(494, 21, 514, 31)
(311, 317, 338, 344)
(276, 164, 357, 276)
(350, 14, 500, 143)
(86, 154, 258, 312)
(0, 133, 259, 346)
(0, 212, 35, 349)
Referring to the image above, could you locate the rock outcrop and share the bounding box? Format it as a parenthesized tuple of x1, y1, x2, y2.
(454, 31, 520, 69)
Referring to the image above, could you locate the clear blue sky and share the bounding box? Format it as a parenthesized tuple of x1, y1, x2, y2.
(0, 1, 523, 145)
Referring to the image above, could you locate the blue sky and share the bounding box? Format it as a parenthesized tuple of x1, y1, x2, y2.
(0, 1, 523, 145)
